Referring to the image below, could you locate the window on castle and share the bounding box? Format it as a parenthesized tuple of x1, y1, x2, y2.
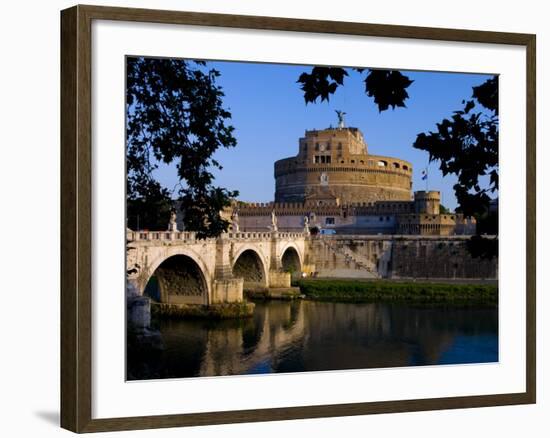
(326, 142, 331, 150)
(337, 142, 342, 149)
(351, 160, 355, 163)
(314, 156, 320, 163)
(377, 160, 387, 167)
(393, 162, 400, 169)
(325, 217, 335, 225)
(326, 156, 331, 164)
(315, 143, 320, 151)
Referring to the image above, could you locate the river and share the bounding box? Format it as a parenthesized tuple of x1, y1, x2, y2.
(127, 300, 498, 380)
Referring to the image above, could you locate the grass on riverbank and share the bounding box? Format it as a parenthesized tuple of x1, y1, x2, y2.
(294, 279, 498, 306)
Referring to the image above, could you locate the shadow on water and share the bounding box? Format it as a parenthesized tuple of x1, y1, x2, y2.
(127, 300, 498, 380)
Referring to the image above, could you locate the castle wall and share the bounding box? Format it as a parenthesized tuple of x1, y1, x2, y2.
(414, 191, 441, 215)
(274, 162, 412, 204)
(235, 200, 473, 236)
(238, 213, 302, 232)
(308, 236, 497, 280)
(391, 239, 497, 279)
(309, 236, 390, 278)
(274, 127, 413, 204)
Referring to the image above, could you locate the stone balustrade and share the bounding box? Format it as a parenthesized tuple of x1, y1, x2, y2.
(127, 230, 201, 242)
(127, 229, 307, 242)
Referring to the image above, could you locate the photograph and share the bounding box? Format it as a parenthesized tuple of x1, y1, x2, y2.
(125, 57, 500, 381)
(0, 0, 542, 434)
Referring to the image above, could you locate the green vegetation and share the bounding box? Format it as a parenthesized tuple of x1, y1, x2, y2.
(245, 287, 302, 301)
(294, 279, 497, 306)
(151, 302, 255, 319)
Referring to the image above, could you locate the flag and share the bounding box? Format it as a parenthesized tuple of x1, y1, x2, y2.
(421, 169, 428, 180)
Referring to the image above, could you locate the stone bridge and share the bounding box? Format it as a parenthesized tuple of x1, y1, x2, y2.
(126, 229, 498, 311)
(126, 229, 308, 305)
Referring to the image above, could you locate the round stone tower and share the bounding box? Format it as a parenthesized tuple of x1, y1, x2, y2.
(414, 191, 441, 214)
(274, 126, 413, 204)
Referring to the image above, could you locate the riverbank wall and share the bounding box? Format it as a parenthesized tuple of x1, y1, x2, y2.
(308, 235, 497, 280)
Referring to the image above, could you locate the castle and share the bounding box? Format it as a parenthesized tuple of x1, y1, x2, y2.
(232, 121, 476, 236)
(128, 118, 494, 311)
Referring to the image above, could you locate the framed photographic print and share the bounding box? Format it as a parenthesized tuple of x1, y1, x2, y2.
(60, 4, 536, 433)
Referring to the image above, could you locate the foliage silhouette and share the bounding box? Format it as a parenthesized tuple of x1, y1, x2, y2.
(126, 57, 238, 238)
(297, 67, 413, 111)
(414, 76, 498, 258)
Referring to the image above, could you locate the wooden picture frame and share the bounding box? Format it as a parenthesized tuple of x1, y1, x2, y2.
(60, 4, 536, 433)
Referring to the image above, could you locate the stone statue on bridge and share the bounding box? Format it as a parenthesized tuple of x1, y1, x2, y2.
(168, 209, 178, 232)
(270, 210, 278, 232)
(303, 215, 310, 235)
(231, 210, 240, 232)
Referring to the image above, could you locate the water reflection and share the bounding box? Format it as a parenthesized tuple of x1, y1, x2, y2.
(127, 300, 498, 380)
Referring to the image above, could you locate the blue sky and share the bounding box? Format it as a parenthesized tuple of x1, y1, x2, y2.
(151, 61, 494, 211)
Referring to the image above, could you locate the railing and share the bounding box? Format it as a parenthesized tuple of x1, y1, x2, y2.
(127, 230, 199, 242)
(127, 229, 487, 243)
(127, 229, 308, 242)
(227, 232, 272, 239)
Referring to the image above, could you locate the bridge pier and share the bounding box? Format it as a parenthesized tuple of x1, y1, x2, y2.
(268, 271, 292, 288)
(126, 278, 163, 350)
(212, 235, 244, 303)
(126, 278, 151, 329)
(212, 277, 244, 303)
(214, 235, 234, 280)
(269, 231, 283, 272)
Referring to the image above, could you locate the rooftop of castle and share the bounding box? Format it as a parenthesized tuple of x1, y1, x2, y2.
(304, 126, 361, 135)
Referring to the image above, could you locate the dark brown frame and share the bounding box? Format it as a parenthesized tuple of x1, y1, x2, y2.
(61, 4, 536, 433)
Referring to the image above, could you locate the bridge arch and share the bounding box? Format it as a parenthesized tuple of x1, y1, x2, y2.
(141, 248, 211, 305)
(232, 246, 268, 289)
(280, 244, 302, 279)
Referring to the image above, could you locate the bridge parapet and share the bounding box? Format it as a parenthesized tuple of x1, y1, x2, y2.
(128, 229, 308, 243)
(227, 231, 306, 240)
(227, 231, 273, 240)
(127, 230, 201, 243)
